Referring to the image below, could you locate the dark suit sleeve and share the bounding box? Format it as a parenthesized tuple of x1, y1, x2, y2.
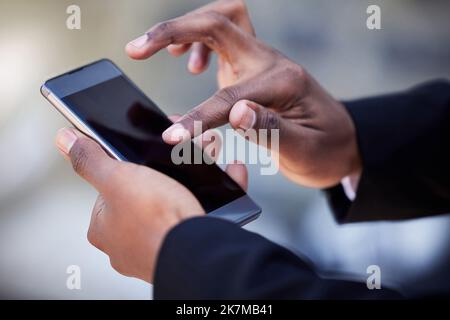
(154, 217, 401, 299)
(326, 80, 450, 222)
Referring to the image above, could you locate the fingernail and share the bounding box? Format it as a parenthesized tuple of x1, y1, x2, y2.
(188, 51, 201, 71)
(162, 123, 191, 143)
(56, 128, 78, 154)
(128, 34, 149, 48)
(237, 102, 256, 131)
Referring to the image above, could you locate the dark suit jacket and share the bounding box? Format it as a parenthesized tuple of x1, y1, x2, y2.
(153, 80, 450, 299)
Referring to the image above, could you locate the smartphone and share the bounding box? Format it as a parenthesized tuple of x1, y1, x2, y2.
(41, 59, 261, 225)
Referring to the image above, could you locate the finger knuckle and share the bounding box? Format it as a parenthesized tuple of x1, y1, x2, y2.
(283, 63, 306, 84)
(92, 197, 106, 217)
(272, 61, 307, 94)
(155, 21, 172, 33)
(184, 108, 208, 129)
(87, 226, 99, 247)
(110, 258, 130, 277)
(216, 86, 241, 105)
(260, 111, 280, 130)
(204, 11, 228, 28)
(109, 259, 123, 274)
(70, 140, 91, 176)
(151, 21, 175, 42)
(203, 11, 231, 42)
(232, 0, 247, 13)
(193, 12, 231, 49)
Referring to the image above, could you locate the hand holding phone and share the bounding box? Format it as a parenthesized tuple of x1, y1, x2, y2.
(55, 126, 247, 282)
(42, 59, 261, 281)
(42, 59, 260, 224)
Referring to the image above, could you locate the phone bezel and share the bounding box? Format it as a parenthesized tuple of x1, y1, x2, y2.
(41, 59, 261, 225)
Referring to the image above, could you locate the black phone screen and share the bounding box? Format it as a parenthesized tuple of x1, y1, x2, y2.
(60, 75, 245, 212)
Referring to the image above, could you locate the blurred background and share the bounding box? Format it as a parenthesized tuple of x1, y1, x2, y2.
(1, 0, 449, 299)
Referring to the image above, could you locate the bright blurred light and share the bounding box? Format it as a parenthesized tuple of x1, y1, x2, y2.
(0, 29, 51, 201)
(0, 34, 37, 122)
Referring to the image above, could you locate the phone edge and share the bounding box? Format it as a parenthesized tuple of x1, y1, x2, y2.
(41, 84, 125, 161)
(41, 60, 262, 226)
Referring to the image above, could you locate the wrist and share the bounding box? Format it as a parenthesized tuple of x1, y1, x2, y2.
(340, 101, 362, 178)
(347, 128, 362, 178)
(147, 202, 205, 283)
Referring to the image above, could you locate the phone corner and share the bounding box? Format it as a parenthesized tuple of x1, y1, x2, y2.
(40, 84, 50, 98)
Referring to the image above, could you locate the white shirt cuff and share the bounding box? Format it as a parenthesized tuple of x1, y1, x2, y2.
(341, 174, 360, 201)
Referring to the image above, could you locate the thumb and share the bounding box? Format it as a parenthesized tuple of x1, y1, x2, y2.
(229, 99, 307, 152)
(55, 128, 117, 192)
(229, 100, 282, 132)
